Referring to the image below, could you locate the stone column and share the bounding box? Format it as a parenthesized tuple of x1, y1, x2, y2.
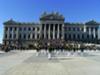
(57, 24, 59, 39)
(7, 27, 10, 39)
(44, 24, 46, 39)
(84, 25, 86, 32)
(16, 27, 19, 39)
(35, 28, 37, 39)
(31, 33, 33, 39)
(48, 24, 51, 39)
(89, 27, 91, 35)
(93, 28, 95, 38)
(53, 24, 55, 39)
(12, 28, 14, 39)
(62, 24, 64, 39)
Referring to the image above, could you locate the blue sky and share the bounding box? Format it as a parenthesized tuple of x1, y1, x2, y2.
(0, 0, 100, 43)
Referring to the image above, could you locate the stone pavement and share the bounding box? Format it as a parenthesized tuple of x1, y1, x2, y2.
(0, 50, 100, 75)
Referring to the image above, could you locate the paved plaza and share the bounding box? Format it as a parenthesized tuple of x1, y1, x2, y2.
(0, 50, 100, 75)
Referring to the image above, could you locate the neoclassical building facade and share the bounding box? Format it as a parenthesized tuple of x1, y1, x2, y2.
(3, 12, 100, 49)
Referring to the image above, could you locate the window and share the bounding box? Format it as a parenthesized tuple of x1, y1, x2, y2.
(73, 34, 76, 39)
(65, 34, 67, 40)
(24, 34, 26, 39)
(96, 34, 98, 39)
(51, 24, 53, 31)
(28, 27, 31, 31)
(69, 27, 71, 31)
(9, 34, 12, 38)
(37, 34, 39, 39)
(77, 27, 80, 31)
(14, 34, 16, 39)
(5, 34, 7, 39)
(33, 27, 35, 31)
(24, 27, 26, 31)
(86, 27, 89, 32)
(10, 27, 12, 31)
(19, 34, 21, 39)
(19, 27, 22, 31)
(59, 33, 62, 39)
(55, 24, 58, 31)
(59, 24, 62, 31)
(87, 34, 89, 39)
(55, 33, 57, 39)
(82, 34, 84, 39)
(28, 34, 30, 39)
(91, 34, 94, 39)
(42, 24, 45, 30)
(37, 27, 39, 31)
(77, 34, 80, 39)
(42, 34, 44, 39)
(32, 34, 35, 39)
(69, 34, 71, 39)
(91, 27, 93, 31)
(50, 33, 53, 39)
(73, 28, 76, 31)
(46, 33, 48, 39)
(81, 28, 84, 31)
(5, 27, 8, 31)
(14, 27, 17, 31)
(95, 27, 98, 32)
(46, 24, 49, 31)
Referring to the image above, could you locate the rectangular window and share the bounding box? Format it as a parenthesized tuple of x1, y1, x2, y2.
(5, 27, 8, 31)
(24, 27, 26, 31)
(14, 34, 16, 39)
(14, 27, 17, 31)
(32, 34, 35, 39)
(33, 27, 35, 31)
(19, 27, 22, 31)
(28, 27, 31, 31)
(10, 27, 12, 31)
(5, 34, 7, 39)
(37, 27, 39, 31)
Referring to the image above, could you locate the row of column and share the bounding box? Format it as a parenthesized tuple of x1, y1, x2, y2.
(5, 27, 39, 40)
(43, 24, 64, 39)
(88, 28, 98, 38)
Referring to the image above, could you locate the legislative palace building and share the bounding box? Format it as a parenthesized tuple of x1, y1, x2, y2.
(3, 12, 100, 49)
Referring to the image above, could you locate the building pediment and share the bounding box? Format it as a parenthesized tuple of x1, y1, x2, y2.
(40, 12, 65, 21)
